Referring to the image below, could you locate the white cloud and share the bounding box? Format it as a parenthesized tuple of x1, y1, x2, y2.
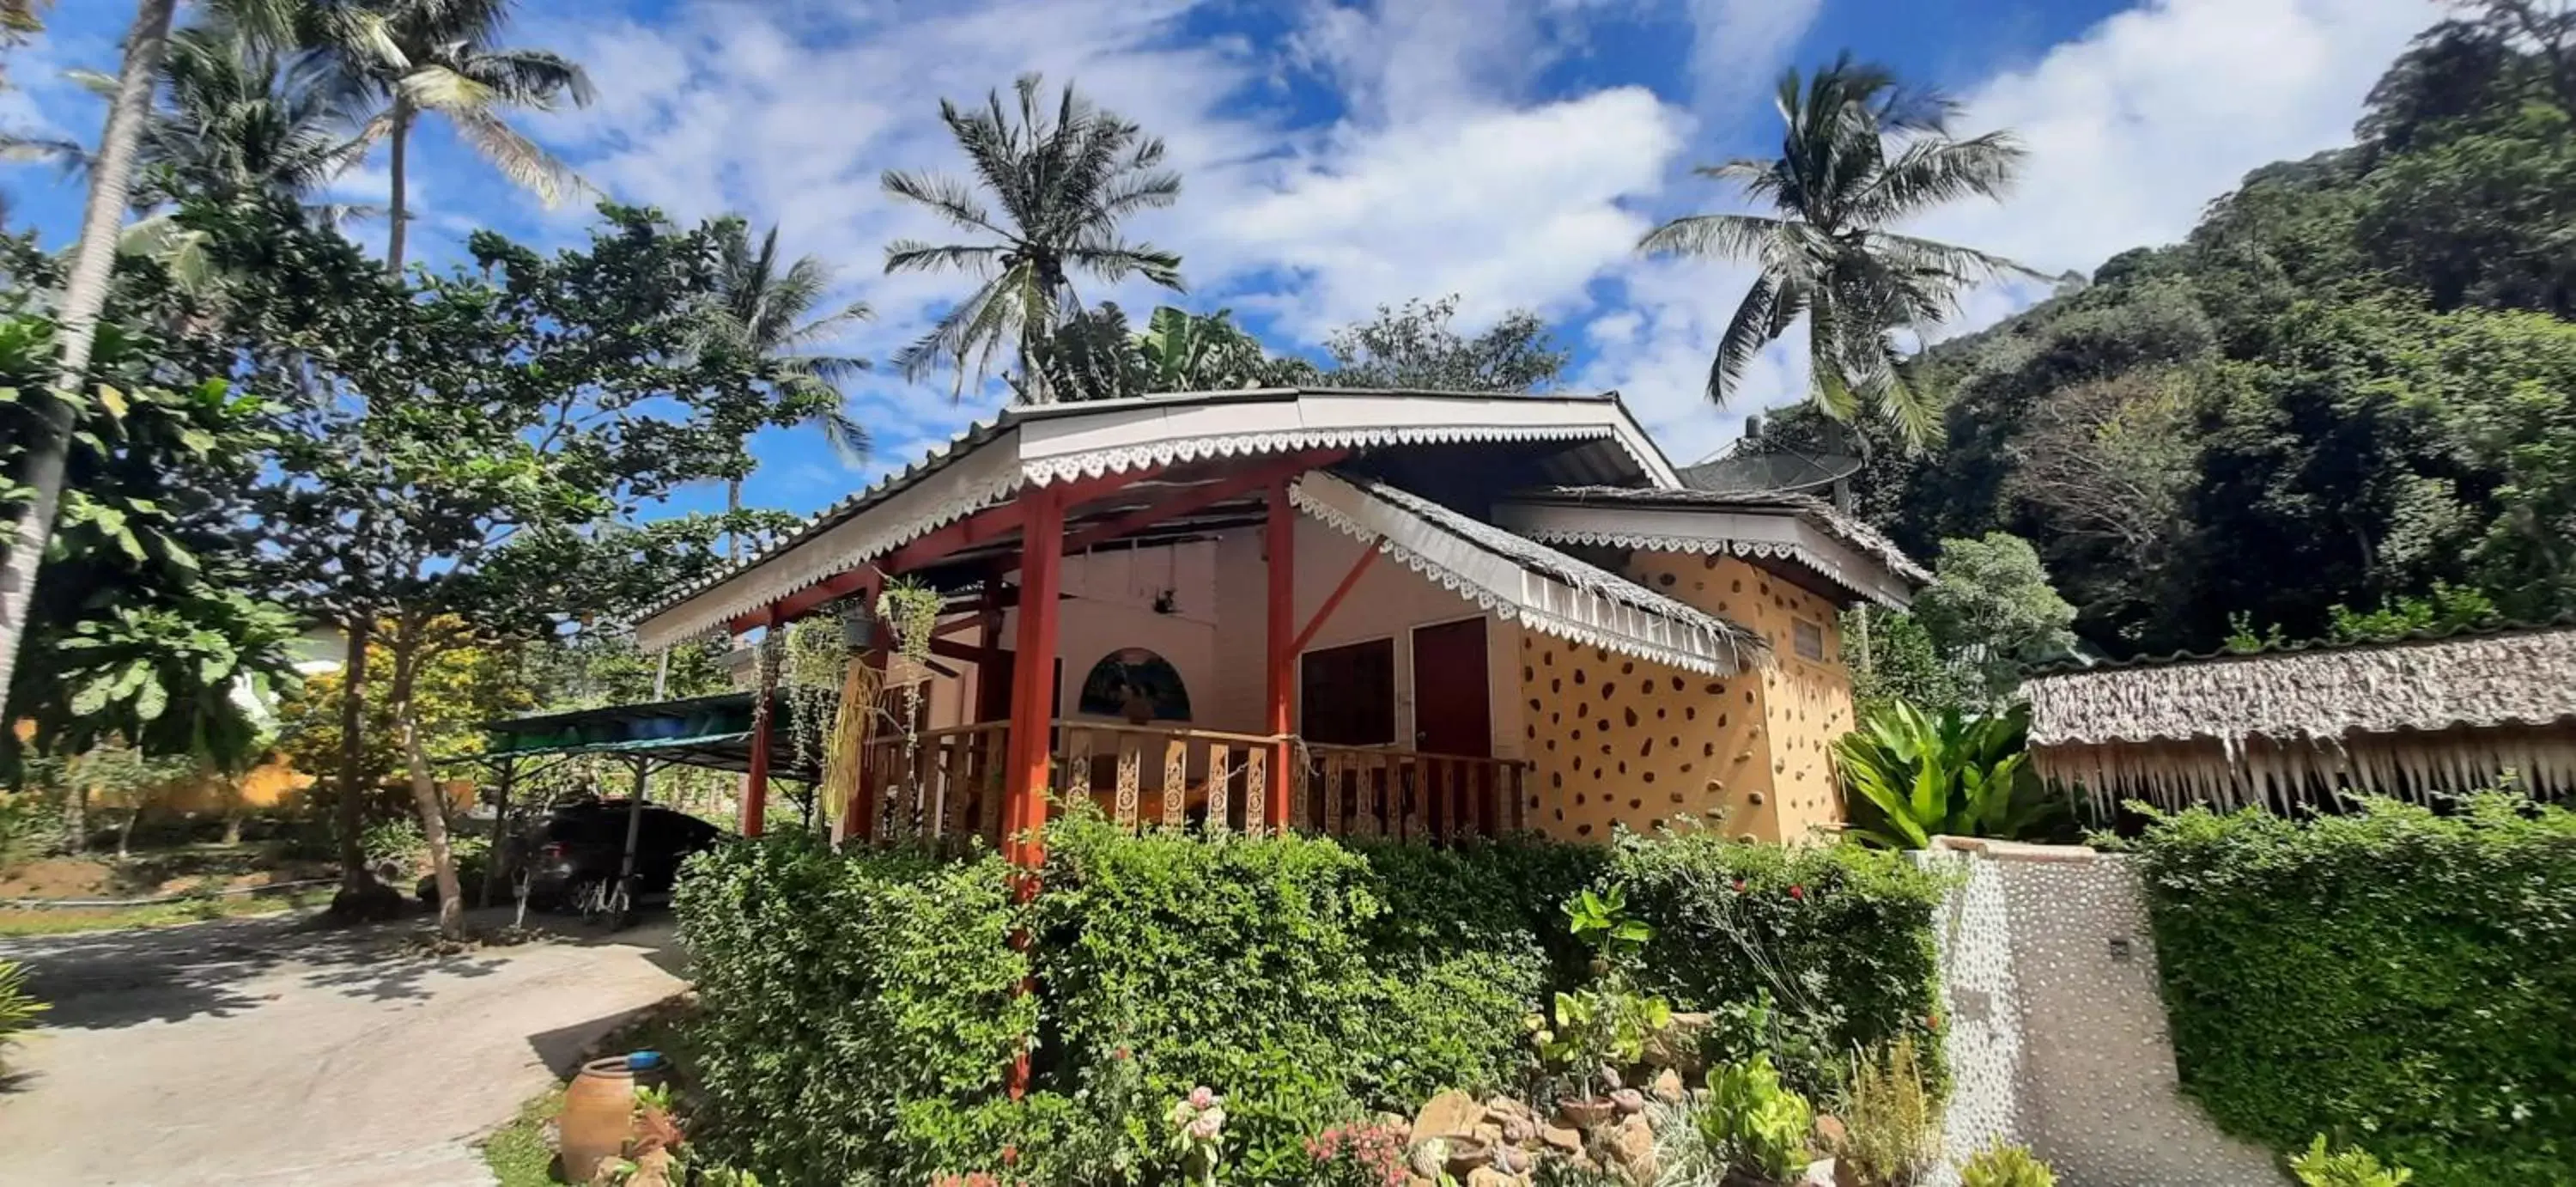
(1686, 0, 1823, 116)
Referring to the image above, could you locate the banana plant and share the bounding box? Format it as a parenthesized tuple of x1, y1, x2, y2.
(1832, 699, 2060, 849)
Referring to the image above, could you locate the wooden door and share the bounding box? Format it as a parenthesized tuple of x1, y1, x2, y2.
(1410, 618, 1492, 758)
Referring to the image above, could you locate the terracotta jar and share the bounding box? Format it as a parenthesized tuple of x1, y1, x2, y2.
(560, 1056, 642, 1182)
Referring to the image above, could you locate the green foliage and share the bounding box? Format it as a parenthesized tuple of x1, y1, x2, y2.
(1316, 294, 1566, 393)
(2323, 583, 2499, 644)
(1844, 606, 1973, 718)
(1911, 533, 2079, 704)
(1832, 1034, 1941, 1186)
(2289, 1136, 2415, 1187)
(2133, 795, 2576, 1185)
(1698, 1055, 1816, 1181)
(1036, 813, 1544, 1182)
(1833, 700, 2058, 849)
(1958, 1141, 2057, 1187)
(672, 834, 1035, 1183)
(0, 957, 44, 1071)
(1608, 829, 1948, 1096)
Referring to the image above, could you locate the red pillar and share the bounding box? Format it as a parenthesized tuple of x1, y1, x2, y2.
(742, 609, 779, 837)
(1265, 480, 1296, 831)
(1004, 487, 1065, 874)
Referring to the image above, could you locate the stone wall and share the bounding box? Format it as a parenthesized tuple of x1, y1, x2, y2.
(1923, 839, 2285, 1187)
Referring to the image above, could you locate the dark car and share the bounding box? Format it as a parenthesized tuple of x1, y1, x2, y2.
(422, 800, 726, 912)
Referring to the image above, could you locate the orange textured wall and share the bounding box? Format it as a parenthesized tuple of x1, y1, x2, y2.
(1519, 553, 1855, 844)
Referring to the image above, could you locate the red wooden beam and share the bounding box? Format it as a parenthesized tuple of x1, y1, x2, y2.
(742, 608, 780, 837)
(1292, 540, 1382, 654)
(731, 566, 878, 635)
(882, 500, 1027, 575)
(1059, 449, 1346, 556)
(1264, 480, 1295, 831)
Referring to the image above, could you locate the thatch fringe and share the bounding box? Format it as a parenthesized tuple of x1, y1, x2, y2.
(2033, 724, 2576, 816)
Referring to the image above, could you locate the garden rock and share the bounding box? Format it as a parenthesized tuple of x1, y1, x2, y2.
(1466, 1168, 1519, 1187)
(1650, 1067, 1685, 1103)
(1536, 1121, 1582, 1153)
(1604, 1113, 1656, 1184)
(1411, 1089, 1484, 1145)
(1643, 1010, 1710, 1074)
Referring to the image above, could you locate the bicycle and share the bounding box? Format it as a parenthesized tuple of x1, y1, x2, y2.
(570, 875, 633, 928)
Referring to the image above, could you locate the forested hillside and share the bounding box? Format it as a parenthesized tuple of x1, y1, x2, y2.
(1745, 3, 2576, 658)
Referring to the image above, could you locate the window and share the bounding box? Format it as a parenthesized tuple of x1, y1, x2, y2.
(1792, 618, 1826, 662)
(1076, 648, 1192, 721)
(1300, 638, 1396, 746)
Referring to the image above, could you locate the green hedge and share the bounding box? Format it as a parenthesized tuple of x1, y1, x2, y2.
(2134, 795, 2576, 1185)
(673, 820, 1945, 1185)
(671, 835, 1035, 1182)
(1610, 828, 1950, 1093)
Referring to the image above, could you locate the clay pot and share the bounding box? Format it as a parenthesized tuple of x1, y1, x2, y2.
(561, 1056, 641, 1182)
(1557, 1097, 1617, 1129)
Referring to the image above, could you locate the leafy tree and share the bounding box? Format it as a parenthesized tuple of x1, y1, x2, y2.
(1843, 606, 1970, 717)
(94, 19, 364, 211)
(1316, 295, 1562, 393)
(1911, 533, 2077, 706)
(704, 217, 872, 557)
(883, 73, 1183, 400)
(1023, 301, 1309, 402)
(0, 0, 178, 719)
(302, 0, 594, 269)
(1641, 53, 2036, 448)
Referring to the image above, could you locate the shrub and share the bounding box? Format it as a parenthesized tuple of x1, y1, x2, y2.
(1833, 1034, 1941, 1186)
(0, 958, 45, 1072)
(672, 833, 1033, 1183)
(1698, 1054, 1816, 1182)
(2134, 795, 2576, 1186)
(2288, 1135, 2414, 1187)
(1833, 699, 2061, 849)
(1037, 813, 1543, 1183)
(1959, 1141, 2056, 1187)
(1608, 828, 1949, 1094)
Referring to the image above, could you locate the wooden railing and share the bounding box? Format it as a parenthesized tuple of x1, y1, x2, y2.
(856, 722, 1529, 845)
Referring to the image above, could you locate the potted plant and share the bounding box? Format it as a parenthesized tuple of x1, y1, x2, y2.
(1531, 886, 1670, 1129)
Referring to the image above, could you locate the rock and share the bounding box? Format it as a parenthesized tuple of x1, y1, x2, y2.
(1498, 1115, 1534, 1145)
(1799, 1157, 1840, 1187)
(1557, 1097, 1617, 1130)
(1410, 1138, 1452, 1180)
(1643, 1011, 1712, 1075)
(1445, 1137, 1495, 1175)
(1472, 1122, 1505, 1148)
(1538, 1122, 1583, 1154)
(1610, 1087, 1646, 1115)
(1412, 1089, 1484, 1146)
(1467, 1169, 1518, 1187)
(1604, 1114, 1656, 1184)
(1484, 1096, 1534, 1126)
(1650, 1068, 1685, 1104)
(1813, 1113, 1849, 1153)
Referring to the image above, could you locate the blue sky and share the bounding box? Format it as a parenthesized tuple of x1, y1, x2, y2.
(6, 0, 2436, 524)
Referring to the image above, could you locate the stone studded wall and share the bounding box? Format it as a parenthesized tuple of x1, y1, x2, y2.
(1517, 553, 1856, 843)
(1922, 842, 2286, 1187)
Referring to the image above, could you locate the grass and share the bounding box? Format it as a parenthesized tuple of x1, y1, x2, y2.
(0, 885, 337, 938)
(483, 1085, 567, 1187)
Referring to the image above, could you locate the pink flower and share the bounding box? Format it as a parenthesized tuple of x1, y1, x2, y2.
(1788, 885, 1805, 900)
(1000, 1145, 1018, 1166)
(1188, 1086, 1217, 1110)
(1732, 879, 1747, 892)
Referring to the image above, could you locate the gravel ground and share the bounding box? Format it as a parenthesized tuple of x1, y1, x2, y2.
(0, 907, 686, 1186)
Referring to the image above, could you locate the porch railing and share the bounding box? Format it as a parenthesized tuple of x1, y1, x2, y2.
(856, 722, 1528, 845)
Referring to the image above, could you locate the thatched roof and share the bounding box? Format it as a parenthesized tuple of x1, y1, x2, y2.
(2024, 625, 2576, 810)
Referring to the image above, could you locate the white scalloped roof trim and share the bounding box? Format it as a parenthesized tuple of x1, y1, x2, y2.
(641, 422, 1630, 651)
(1519, 526, 1910, 612)
(1290, 479, 1740, 677)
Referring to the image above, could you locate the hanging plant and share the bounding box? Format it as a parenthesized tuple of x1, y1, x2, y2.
(780, 614, 854, 826)
(877, 578, 944, 838)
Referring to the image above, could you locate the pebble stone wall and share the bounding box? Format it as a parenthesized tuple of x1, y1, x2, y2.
(1922, 841, 2287, 1187)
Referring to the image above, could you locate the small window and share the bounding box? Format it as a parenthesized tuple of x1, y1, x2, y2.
(1077, 648, 1192, 722)
(1300, 638, 1397, 746)
(1792, 618, 1826, 662)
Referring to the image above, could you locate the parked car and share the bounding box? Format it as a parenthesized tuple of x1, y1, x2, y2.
(418, 800, 726, 912)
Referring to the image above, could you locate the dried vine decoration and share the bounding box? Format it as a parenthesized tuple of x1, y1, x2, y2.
(877, 578, 945, 840)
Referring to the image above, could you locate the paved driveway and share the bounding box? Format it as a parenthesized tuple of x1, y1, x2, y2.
(0, 909, 687, 1186)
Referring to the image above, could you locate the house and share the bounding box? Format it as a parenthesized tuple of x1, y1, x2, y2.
(632, 388, 1927, 860)
(2023, 623, 2576, 814)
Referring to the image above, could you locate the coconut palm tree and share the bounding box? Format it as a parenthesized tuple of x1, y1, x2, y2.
(706, 218, 873, 558)
(305, 0, 592, 270)
(0, 0, 175, 718)
(882, 73, 1184, 402)
(118, 21, 368, 208)
(1641, 54, 2037, 451)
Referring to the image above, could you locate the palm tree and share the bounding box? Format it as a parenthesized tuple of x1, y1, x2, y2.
(118, 21, 368, 208)
(1641, 55, 2037, 451)
(306, 0, 592, 270)
(883, 73, 1184, 402)
(706, 218, 873, 558)
(0, 0, 174, 725)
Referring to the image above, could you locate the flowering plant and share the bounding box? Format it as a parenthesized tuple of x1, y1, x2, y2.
(1165, 1086, 1227, 1187)
(1304, 1120, 1408, 1187)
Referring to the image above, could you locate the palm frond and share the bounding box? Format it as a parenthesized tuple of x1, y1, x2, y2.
(881, 168, 1011, 239)
(1852, 131, 2026, 222)
(1066, 240, 1184, 290)
(462, 46, 593, 109)
(444, 103, 580, 205)
(1637, 211, 1791, 261)
(1708, 273, 1779, 406)
(884, 240, 1005, 277)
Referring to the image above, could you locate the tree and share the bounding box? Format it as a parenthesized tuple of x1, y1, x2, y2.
(0, 0, 176, 727)
(306, 0, 592, 269)
(1317, 295, 1563, 393)
(1640, 53, 2035, 449)
(883, 73, 1183, 401)
(94, 19, 365, 210)
(246, 204, 804, 936)
(1911, 533, 2077, 706)
(1021, 302, 1310, 402)
(704, 218, 871, 557)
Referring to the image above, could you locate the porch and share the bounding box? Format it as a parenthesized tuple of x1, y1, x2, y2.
(858, 720, 1529, 843)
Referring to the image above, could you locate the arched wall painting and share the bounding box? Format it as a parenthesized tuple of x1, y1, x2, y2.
(1077, 648, 1194, 722)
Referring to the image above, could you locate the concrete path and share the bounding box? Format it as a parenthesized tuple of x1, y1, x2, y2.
(0, 908, 688, 1186)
